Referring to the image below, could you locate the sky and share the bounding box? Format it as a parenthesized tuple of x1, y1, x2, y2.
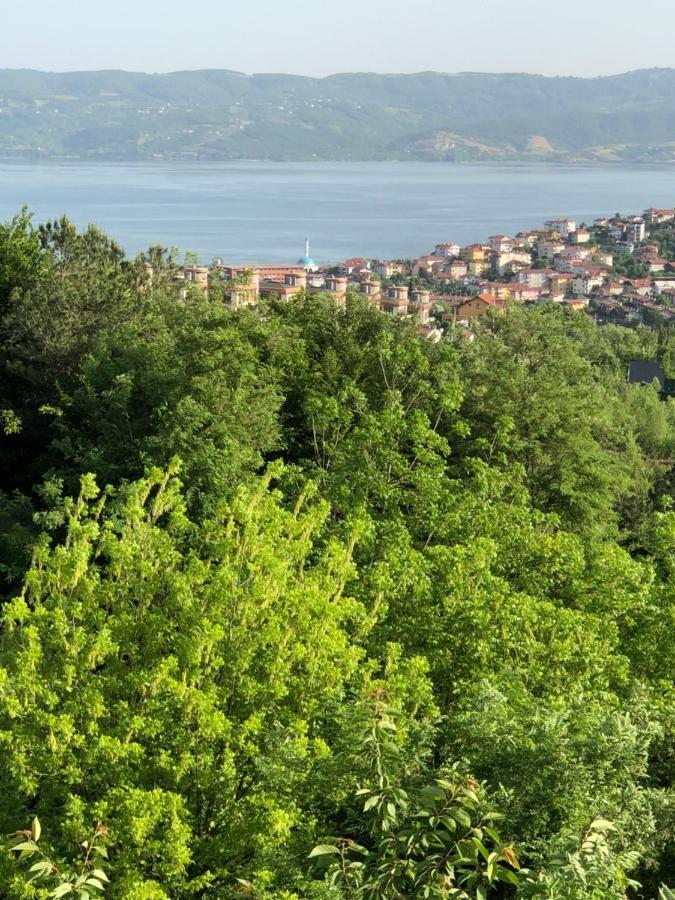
(2, 0, 675, 78)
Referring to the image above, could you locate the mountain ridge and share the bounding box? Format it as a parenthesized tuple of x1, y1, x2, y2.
(1, 67, 675, 162)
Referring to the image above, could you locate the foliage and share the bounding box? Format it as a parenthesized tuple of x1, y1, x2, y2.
(0, 215, 674, 897)
(9, 818, 109, 898)
(311, 703, 521, 898)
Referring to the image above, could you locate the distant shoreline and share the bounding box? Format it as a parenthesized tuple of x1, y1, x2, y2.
(1, 156, 675, 169)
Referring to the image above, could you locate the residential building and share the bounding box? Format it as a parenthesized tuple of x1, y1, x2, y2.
(455, 293, 506, 321)
(410, 289, 432, 323)
(446, 259, 468, 279)
(516, 268, 550, 289)
(374, 261, 404, 278)
(324, 275, 348, 308)
(381, 285, 410, 315)
(644, 208, 675, 225)
(412, 254, 446, 276)
(434, 242, 460, 258)
(183, 265, 210, 289)
(545, 217, 577, 237)
(537, 240, 565, 261)
(626, 218, 646, 243)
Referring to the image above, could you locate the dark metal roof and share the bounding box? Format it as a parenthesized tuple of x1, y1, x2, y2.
(627, 359, 665, 388)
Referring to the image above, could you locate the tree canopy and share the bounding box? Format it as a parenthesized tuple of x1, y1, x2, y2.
(0, 214, 673, 899)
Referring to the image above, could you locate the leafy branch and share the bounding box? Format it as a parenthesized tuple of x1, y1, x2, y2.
(9, 818, 110, 898)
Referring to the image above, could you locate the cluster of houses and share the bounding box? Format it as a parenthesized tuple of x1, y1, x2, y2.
(179, 208, 675, 335)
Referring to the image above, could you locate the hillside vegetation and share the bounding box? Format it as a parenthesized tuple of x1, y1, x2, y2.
(2, 67, 675, 161)
(0, 213, 674, 898)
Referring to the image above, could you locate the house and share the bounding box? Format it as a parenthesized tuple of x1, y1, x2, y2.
(594, 298, 631, 325)
(220, 263, 307, 282)
(183, 265, 210, 289)
(418, 325, 443, 342)
(374, 261, 404, 278)
(627, 359, 665, 390)
(537, 240, 565, 261)
(323, 275, 349, 308)
(412, 254, 446, 276)
(516, 268, 550, 289)
(561, 298, 589, 311)
(446, 259, 468, 279)
(259, 276, 305, 301)
(381, 285, 410, 315)
(360, 278, 381, 303)
(554, 250, 590, 273)
(489, 234, 514, 253)
(572, 268, 606, 295)
(515, 231, 539, 248)
(644, 208, 675, 225)
(598, 280, 625, 297)
(476, 281, 513, 301)
(492, 249, 532, 276)
(626, 218, 646, 243)
(455, 293, 506, 321)
(545, 218, 577, 237)
(340, 257, 371, 274)
(621, 278, 652, 297)
(468, 260, 490, 277)
(547, 272, 574, 297)
(219, 269, 261, 308)
(570, 229, 591, 245)
(434, 242, 460, 258)
(410, 289, 432, 323)
(657, 288, 675, 305)
(563, 246, 593, 262)
(460, 243, 489, 262)
(510, 284, 543, 302)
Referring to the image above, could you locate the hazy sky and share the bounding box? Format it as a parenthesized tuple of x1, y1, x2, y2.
(2, 0, 675, 78)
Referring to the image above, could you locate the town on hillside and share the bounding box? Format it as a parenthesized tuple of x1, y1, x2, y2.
(179, 207, 675, 340)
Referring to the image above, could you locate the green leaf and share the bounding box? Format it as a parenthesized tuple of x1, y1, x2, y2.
(452, 807, 472, 828)
(29, 861, 53, 874)
(309, 844, 341, 858)
(50, 885, 74, 898)
(496, 868, 521, 886)
(90, 869, 109, 882)
(32, 817, 41, 842)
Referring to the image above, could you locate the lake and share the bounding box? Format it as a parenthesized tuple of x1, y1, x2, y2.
(1, 160, 675, 264)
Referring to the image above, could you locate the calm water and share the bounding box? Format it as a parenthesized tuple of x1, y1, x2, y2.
(1, 161, 675, 263)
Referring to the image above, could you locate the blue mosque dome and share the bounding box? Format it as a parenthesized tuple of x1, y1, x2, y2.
(297, 237, 316, 269)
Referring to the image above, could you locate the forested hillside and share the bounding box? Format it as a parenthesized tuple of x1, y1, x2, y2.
(2, 67, 675, 161)
(0, 212, 674, 898)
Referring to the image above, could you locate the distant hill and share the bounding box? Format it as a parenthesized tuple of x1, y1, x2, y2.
(2, 68, 675, 162)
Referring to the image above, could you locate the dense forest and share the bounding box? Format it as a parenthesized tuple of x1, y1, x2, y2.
(0, 211, 674, 899)
(2, 68, 675, 161)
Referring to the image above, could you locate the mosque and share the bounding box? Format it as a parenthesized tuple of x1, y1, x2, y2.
(297, 237, 317, 271)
